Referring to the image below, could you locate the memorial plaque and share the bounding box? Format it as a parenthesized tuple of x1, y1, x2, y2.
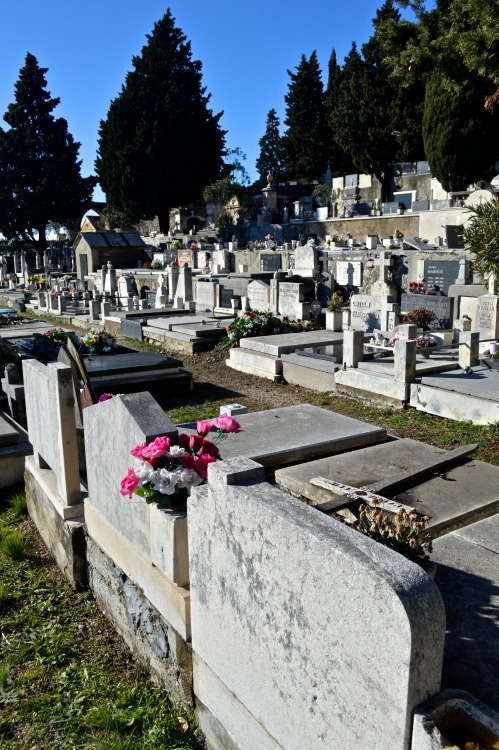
(220, 287, 234, 309)
(260, 253, 282, 272)
(401, 293, 453, 329)
(475, 295, 499, 339)
(164, 250, 178, 266)
(423, 260, 460, 295)
(336, 261, 362, 287)
(350, 295, 383, 332)
(445, 225, 465, 249)
(76, 280, 87, 294)
(146, 291, 156, 308)
(382, 201, 399, 214)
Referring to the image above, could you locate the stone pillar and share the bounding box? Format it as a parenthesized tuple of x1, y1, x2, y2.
(394, 340, 416, 383)
(140, 299, 149, 310)
(397, 324, 417, 340)
(342, 308, 351, 329)
(453, 317, 472, 343)
(101, 301, 111, 320)
(90, 300, 101, 322)
(343, 330, 365, 368)
(57, 295, 67, 314)
(459, 331, 480, 369)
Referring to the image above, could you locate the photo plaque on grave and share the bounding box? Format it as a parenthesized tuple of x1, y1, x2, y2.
(401, 293, 453, 328)
(220, 288, 233, 309)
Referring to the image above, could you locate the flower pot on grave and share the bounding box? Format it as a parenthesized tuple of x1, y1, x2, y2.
(489, 342, 498, 354)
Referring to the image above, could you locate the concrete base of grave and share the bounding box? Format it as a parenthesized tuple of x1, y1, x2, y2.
(335, 368, 410, 407)
(226, 347, 283, 381)
(143, 328, 224, 355)
(24, 458, 86, 589)
(194, 653, 281, 750)
(86, 534, 193, 706)
(281, 353, 338, 392)
(410, 383, 499, 424)
(412, 689, 499, 750)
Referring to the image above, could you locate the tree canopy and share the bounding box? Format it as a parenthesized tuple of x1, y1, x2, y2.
(0, 53, 95, 252)
(255, 109, 284, 184)
(95, 9, 226, 233)
(281, 52, 329, 180)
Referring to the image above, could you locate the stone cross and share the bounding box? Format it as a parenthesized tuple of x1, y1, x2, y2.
(375, 251, 394, 284)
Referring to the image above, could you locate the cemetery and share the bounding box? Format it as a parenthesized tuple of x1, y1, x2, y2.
(1, 198, 499, 750)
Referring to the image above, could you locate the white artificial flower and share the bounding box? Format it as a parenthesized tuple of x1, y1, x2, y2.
(177, 467, 204, 490)
(133, 458, 157, 485)
(153, 468, 180, 495)
(167, 445, 188, 458)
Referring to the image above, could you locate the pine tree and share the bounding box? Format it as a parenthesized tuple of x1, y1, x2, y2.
(281, 52, 329, 180)
(255, 109, 284, 183)
(0, 53, 95, 252)
(96, 10, 226, 233)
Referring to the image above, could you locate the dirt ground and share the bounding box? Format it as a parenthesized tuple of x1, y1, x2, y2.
(171, 343, 317, 413)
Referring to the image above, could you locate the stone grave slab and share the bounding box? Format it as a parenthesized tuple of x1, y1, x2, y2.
(84, 351, 182, 377)
(121, 318, 147, 340)
(0, 321, 65, 340)
(275, 437, 499, 537)
(144, 315, 221, 333)
(0, 410, 21, 446)
(170, 320, 234, 338)
(239, 330, 346, 357)
(420, 366, 499, 401)
(176, 403, 386, 469)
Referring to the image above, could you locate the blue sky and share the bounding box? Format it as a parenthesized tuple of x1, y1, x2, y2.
(0, 1, 414, 200)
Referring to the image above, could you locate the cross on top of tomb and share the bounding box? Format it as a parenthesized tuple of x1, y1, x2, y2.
(375, 251, 394, 284)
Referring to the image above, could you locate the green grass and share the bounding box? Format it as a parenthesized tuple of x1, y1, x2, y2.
(167, 399, 230, 425)
(7, 491, 27, 517)
(0, 529, 29, 561)
(0, 489, 201, 749)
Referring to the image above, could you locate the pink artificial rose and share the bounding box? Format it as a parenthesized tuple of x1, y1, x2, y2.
(120, 467, 140, 498)
(142, 436, 170, 459)
(196, 419, 213, 437)
(130, 443, 147, 458)
(212, 415, 241, 433)
(193, 453, 217, 479)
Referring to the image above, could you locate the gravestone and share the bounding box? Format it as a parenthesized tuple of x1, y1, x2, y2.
(336, 261, 362, 287)
(155, 272, 168, 308)
(118, 275, 134, 305)
(372, 251, 396, 301)
(423, 260, 460, 295)
(247, 280, 271, 311)
(475, 295, 499, 340)
(401, 293, 453, 329)
(260, 253, 282, 272)
(278, 281, 308, 319)
(79, 254, 88, 280)
(178, 249, 191, 267)
(294, 243, 319, 277)
(219, 287, 234, 309)
(382, 201, 399, 214)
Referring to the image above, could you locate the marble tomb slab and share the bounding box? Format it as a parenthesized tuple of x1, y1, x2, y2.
(84, 351, 182, 376)
(239, 330, 349, 357)
(177, 403, 387, 468)
(420, 367, 499, 401)
(275, 438, 499, 537)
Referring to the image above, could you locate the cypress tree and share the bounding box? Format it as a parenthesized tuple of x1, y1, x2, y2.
(281, 52, 328, 180)
(96, 9, 226, 232)
(0, 53, 95, 252)
(423, 69, 499, 192)
(255, 109, 284, 183)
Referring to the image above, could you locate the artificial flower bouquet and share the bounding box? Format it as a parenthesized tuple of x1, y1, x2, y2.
(120, 415, 241, 508)
(78, 327, 116, 355)
(415, 335, 437, 349)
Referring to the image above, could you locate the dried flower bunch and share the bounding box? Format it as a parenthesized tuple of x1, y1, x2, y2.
(402, 307, 437, 330)
(356, 498, 433, 563)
